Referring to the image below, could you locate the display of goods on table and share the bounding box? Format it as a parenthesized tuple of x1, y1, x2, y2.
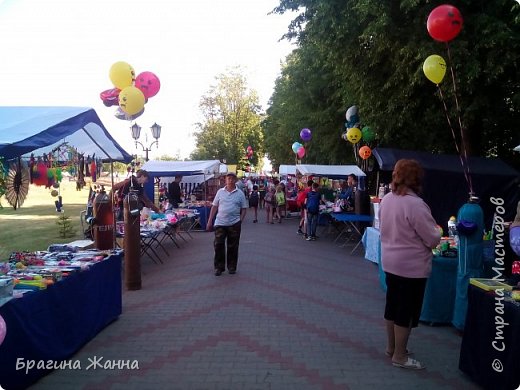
(185, 200, 212, 208)
(432, 237, 458, 257)
(0, 248, 120, 304)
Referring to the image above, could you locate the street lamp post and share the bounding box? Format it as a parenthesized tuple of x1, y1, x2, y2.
(130, 122, 162, 161)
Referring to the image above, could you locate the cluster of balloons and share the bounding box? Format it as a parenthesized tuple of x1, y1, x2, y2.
(423, 5, 463, 85)
(341, 106, 376, 160)
(100, 61, 161, 120)
(246, 145, 254, 159)
(291, 128, 312, 159)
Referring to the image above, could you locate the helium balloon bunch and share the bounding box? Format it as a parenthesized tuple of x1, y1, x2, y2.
(100, 61, 161, 121)
(423, 5, 473, 195)
(291, 128, 312, 161)
(341, 105, 377, 172)
(422, 5, 463, 85)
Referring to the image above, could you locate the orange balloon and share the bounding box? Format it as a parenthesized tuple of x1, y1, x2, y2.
(359, 145, 372, 160)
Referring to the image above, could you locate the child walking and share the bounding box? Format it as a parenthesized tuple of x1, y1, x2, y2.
(275, 184, 286, 223)
(249, 185, 259, 222)
(305, 182, 321, 241)
(264, 187, 275, 224)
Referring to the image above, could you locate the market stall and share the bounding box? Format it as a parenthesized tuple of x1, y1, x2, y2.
(141, 160, 222, 230)
(372, 147, 520, 229)
(0, 107, 131, 388)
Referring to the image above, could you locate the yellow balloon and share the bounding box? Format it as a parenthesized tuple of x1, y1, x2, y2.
(423, 55, 447, 85)
(346, 127, 362, 144)
(119, 86, 145, 115)
(109, 61, 135, 89)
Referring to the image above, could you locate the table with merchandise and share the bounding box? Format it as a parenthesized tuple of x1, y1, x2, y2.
(0, 249, 122, 389)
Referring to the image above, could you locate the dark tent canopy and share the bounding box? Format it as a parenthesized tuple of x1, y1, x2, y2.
(373, 148, 520, 230)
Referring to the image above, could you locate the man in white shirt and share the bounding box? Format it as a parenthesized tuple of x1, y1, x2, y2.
(206, 172, 248, 276)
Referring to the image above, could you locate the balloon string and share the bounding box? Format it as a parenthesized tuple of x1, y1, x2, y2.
(445, 42, 474, 195)
(437, 86, 471, 194)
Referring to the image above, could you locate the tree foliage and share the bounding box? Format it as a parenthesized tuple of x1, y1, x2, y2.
(265, 0, 520, 169)
(191, 68, 265, 170)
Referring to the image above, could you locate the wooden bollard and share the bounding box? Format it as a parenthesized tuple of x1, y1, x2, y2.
(124, 193, 141, 290)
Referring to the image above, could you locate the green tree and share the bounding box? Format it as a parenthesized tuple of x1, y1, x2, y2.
(267, 0, 520, 168)
(191, 67, 265, 168)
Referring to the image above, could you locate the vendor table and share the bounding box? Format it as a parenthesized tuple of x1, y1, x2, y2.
(330, 212, 373, 252)
(0, 254, 122, 390)
(459, 285, 520, 390)
(187, 205, 211, 231)
(362, 227, 458, 324)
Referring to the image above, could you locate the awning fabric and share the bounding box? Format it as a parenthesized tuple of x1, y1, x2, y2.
(0, 106, 132, 162)
(296, 164, 366, 179)
(141, 160, 221, 177)
(279, 165, 296, 176)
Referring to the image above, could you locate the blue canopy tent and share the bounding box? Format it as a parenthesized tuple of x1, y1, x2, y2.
(0, 106, 132, 162)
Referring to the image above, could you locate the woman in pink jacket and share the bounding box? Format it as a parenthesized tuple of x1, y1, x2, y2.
(380, 159, 441, 370)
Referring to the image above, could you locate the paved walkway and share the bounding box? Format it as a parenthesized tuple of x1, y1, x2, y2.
(31, 214, 480, 390)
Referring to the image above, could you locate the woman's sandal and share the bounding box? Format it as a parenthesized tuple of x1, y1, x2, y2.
(385, 349, 412, 357)
(392, 357, 425, 370)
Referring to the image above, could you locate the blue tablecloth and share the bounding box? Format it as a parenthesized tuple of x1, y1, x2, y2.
(362, 227, 380, 264)
(0, 254, 122, 390)
(362, 227, 458, 324)
(187, 206, 211, 230)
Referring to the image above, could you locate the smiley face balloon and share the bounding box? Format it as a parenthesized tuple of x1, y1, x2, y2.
(135, 71, 161, 98)
(109, 61, 135, 90)
(427, 5, 463, 42)
(359, 145, 372, 160)
(346, 127, 362, 144)
(119, 86, 145, 115)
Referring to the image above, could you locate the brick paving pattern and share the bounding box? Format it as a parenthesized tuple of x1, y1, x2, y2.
(30, 215, 481, 390)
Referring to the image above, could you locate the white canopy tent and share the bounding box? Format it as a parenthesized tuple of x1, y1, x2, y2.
(514, 145, 520, 152)
(141, 160, 221, 176)
(279, 164, 297, 176)
(140, 160, 222, 201)
(296, 164, 366, 179)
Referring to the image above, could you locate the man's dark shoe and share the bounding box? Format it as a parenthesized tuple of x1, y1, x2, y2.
(215, 269, 223, 276)
(228, 269, 236, 275)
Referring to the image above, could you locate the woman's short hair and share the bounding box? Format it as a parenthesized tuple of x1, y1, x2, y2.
(135, 169, 149, 179)
(391, 159, 424, 195)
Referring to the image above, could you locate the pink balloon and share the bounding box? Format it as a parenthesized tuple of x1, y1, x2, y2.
(0, 315, 6, 346)
(135, 71, 161, 98)
(297, 146, 305, 159)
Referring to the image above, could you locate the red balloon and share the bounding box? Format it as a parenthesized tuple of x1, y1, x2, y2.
(100, 88, 120, 107)
(427, 5, 463, 42)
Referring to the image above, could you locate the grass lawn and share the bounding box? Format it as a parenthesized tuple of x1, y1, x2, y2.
(0, 179, 95, 258)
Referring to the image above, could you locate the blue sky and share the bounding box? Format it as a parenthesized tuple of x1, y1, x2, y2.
(0, 0, 296, 159)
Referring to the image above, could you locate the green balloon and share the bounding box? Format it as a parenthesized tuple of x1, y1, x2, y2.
(362, 126, 375, 142)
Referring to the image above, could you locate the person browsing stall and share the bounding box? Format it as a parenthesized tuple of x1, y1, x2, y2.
(379, 159, 441, 370)
(167, 175, 183, 209)
(110, 169, 159, 220)
(339, 174, 357, 211)
(206, 172, 248, 276)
